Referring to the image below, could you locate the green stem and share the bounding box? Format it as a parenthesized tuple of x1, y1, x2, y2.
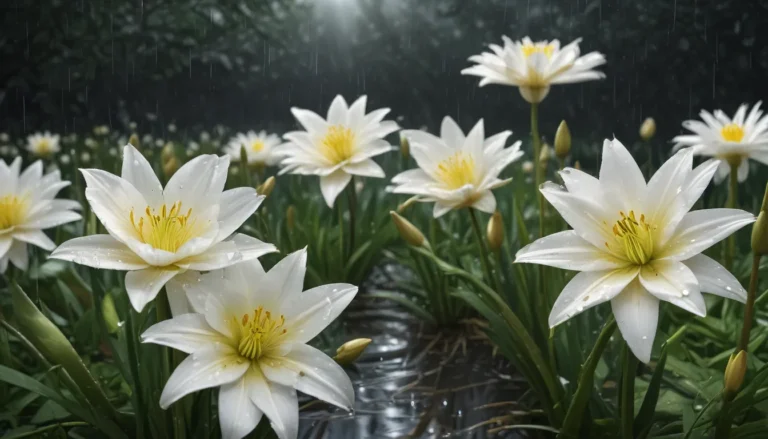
(531, 102, 544, 238)
(123, 306, 147, 439)
(558, 317, 616, 439)
(725, 161, 739, 269)
(155, 290, 177, 438)
(239, 146, 252, 188)
(737, 254, 762, 352)
(347, 177, 357, 256)
(620, 344, 638, 439)
(338, 198, 345, 261)
(468, 208, 493, 286)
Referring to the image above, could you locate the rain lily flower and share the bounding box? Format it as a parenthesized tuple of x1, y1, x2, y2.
(461, 37, 606, 103)
(1, 158, 81, 273)
(391, 117, 523, 217)
(51, 144, 276, 312)
(515, 139, 755, 362)
(141, 250, 357, 439)
(26, 132, 61, 158)
(279, 95, 399, 207)
(673, 102, 768, 183)
(225, 130, 282, 167)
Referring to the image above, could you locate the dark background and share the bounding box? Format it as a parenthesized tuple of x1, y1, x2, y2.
(1, 0, 766, 146)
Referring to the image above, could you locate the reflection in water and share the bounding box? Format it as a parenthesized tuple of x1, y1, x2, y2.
(300, 268, 531, 438)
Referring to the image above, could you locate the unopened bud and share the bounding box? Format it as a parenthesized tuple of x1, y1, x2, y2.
(161, 142, 175, 162)
(128, 133, 140, 150)
(162, 156, 180, 179)
(574, 161, 582, 171)
(397, 196, 420, 213)
(390, 211, 428, 249)
(640, 117, 656, 141)
(554, 121, 571, 159)
(101, 294, 119, 334)
(724, 350, 747, 400)
(539, 143, 552, 164)
(487, 211, 504, 253)
(286, 205, 296, 232)
(256, 176, 276, 198)
(752, 183, 768, 255)
(334, 338, 371, 366)
(400, 134, 410, 160)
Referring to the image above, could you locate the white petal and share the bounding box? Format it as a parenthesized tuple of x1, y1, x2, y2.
(319, 170, 352, 208)
(290, 108, 328, 134)
(17, 161, 43, 194)
(264, 248, 307, 303)
(80, 169, 147, 242)
(599, 139, 646, 209)
(327, 95, 349, 125)
(471, 191, 497, 214)
(559, 167, 601, 194)
(166, 274, 196, 316)
(141, 313, 227, 353)
(659, 209, 755, 260)
(737, 157, 749, 182)
(440, 116, 466, 150)
(228, 233, 278, 262)
(219, 376, 262, 439)
(12, 229, 56, 251)
(216, 189, 264, 241)
(282, 283, 358, 344)
(8, 240, 28, 271)
(639, 260, 705, 316)
(164, 154, 228, 213)
(125, 267, 180, 312)
(159, 346, 249, 409)
(432, 202, 453, 218)
(516, 230, 628, 271)
(23, 210, 82, 229)
(342, 159, 385, 178)
(539, 182, 616, 252)
(50, 235, 149, 270)
(0, 236, 11, 259)
(247, 367, 299, 439)
(261, 343, 354, 410)
(644, 148, 694, 240)
(683, 254, 746, 303)
(549, 267, 639, 327)
(611, 280, 659, 363)
(121, 144, 164, 207)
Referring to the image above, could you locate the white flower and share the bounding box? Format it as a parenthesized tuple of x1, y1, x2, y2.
(515, 139, 754, 362)
(51, 144, 277, 312)
(0, 158, 81, 273)
(189, 141, 200, 152)
(84, 138, 97, 149)
(200, 131, 211, 142)
(168, 124, 177, 133)
(141, 250, 357, 439)
(225, 131, 282, 167)
(391, 117, 523, 218)
(461, 37, 606, 103)
(93, 125, 110, 136)
(155, 138, 165, 148)
(26, 132, 61, 158)
(673, 102, 768, 184)
(0, 133, 9, 142)
(129, 122, 138, 130)
(279, 95, 399, 207)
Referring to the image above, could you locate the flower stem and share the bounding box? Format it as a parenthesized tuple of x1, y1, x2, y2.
(468, 208, 493, 286)
(338, 199, 345, 261)
(620, 343, 638, 439)
(531, 102, 544, 238)
(737, 254, 762, 352)
(347, 177, 357, 256)
(725, 161, 739, 269)
(558, 317, 616, 439)
(155, 289, 179, 438)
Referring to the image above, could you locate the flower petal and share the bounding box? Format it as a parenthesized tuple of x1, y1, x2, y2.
(319, 170, 352, 208)
(549, 267, 639, 327)
(23, 210, 82, 229)
(219, 376, 263, 439)
(611, 280, 659, 363)
(516, 230, 628, 271)
(281, 283, 358, 344)
(12, 229, 56, 251)
(141, 313, 228, 354)
(125, 267, 180, 312)
(540, 182, 616, 252)
(247, 366, 299, 439)
(159, 346, 248, 409)
(263, 248, 308, 305)
(50, 235, 149, 270)
(342, 159, 385, 178)
(121, 144, 164, 207)
(639, 260, 706, 316)
(8, 240, 28, 271)
(216, 188, 264, 241)
(659, 209, 755, 261)
(599, 139, 645, 209)
(644, 148, 694, 240)
(471, 191, 496, 214)
(682, 254, 746, 303)
(290, 108, 328, 135)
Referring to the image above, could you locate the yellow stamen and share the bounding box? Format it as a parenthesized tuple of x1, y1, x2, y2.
(320, 125, 356, 164)
(251, 140, 265, 152)
(237, 306, 287, 360)
(129, 201, 196, 253)
(435, 152, 476, 190)
(607, 210, 655, 265)
(0, 195, 27, 230)
(721, 123, 745, 142)
(522, 42, 555, 58)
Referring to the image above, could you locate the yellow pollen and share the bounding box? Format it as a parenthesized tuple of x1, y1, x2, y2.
(435, 152, 476, 190)
(522, 43, 555, 58)
(237, 306, 287, 360)
(129, 201, 196, 253)
(251, 140, 265, 152)
(0, 195, 28, 230)
(607, 210, 655, 265)
(720, 123, 745, 142)
(320, 125, 356, 164)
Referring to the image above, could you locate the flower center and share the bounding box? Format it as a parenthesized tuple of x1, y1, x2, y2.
(0, 195, 27, 230)
(320, 125, 356, 164)
(607, 210, 655, 265)
(237, 306, 287, 360)
(720, 123, 745, 142)
(522, 43, 555, 58)
(435, 152, 476, 190)
(129, 201, 197, 253)
(251, 141, 265, 152)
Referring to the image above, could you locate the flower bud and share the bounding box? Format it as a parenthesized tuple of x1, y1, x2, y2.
(400, 134, 410, 160)
(554, 121, 571, 159)
(574, 160, 582, 171)
(724, 350, 747, 400)
(640, 117, 656, 141)
(390, 211, 429, 249)
(256, 176, 276, 198)
(286, 205, 296, 232)
(487, 211, 504, 253)
(752, 183, 768, 256)
(162, 156, 180, 179)
(334, 338, 371, 366)
(397, 196, 420, 213)
(128, 133, 140, 150)
(101, 293, 119, 334)
(539, 143, 552, 164)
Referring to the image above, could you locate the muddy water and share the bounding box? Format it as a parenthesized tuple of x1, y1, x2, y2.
(299, 284, 530, 438)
